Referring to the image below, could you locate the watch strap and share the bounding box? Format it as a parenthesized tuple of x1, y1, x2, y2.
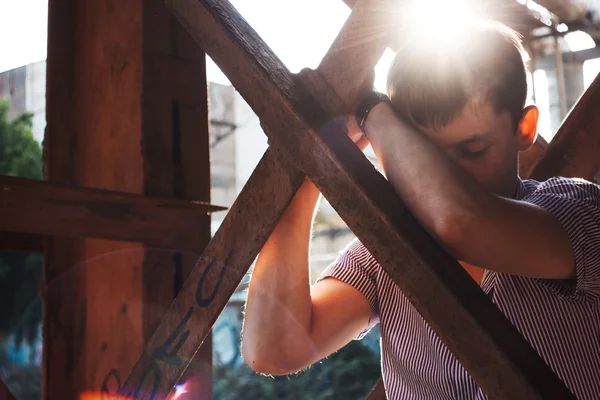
(355, 91, 390, 132)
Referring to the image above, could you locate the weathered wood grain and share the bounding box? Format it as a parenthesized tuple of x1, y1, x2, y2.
(44, 0, 216, 398)
(531, 71, 600, 181)
(139, 2, 214, 396)
(120, 150, 305, 397)
(0, 379, 15, 400)
(120, 0, 392, 397)
(141, 0, 574, 399)
(366, 379, 387, 400)
(0, 175, 223, 252)
(519, 136, 548, 178)
(319, 0, 393, 105)
(45, 1, 149, 396)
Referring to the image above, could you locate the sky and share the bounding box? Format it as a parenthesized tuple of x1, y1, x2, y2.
(2, 0, 600, 142)
(0, 0, 49, 72)
(3, 0, 352, 74)
(0, 0, 396, 91)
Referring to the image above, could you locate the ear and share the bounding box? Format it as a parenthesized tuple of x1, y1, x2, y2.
(517, 105, 539, 151)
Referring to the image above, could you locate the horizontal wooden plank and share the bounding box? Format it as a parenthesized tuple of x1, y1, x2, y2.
(0, 175, 226, 252)
(0, 231, 43, 252)
(160, 0, 573, 399)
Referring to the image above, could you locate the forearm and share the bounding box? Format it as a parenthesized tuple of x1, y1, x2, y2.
(242, 178, 321, 373)
(365, 104, 495, 247)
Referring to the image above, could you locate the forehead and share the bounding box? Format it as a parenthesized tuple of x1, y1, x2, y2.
(421, 101, 514, 145)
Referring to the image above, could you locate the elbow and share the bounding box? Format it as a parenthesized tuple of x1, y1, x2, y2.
(242, 354, 293, 376)
(241, 338, 304, 376)
(432, 212, 471, 258)
(430, 194, 499, 260)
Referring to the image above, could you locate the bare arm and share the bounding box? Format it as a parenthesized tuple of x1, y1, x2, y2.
(241, 178, 372, 375)
(365, 103, 575, 280)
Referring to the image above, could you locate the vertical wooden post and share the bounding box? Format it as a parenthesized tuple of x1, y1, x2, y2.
(141, 0, 212, 395)
(0, 379, 15, 400)
(44, 0, 211, 398)
(44, 1, 144, 397)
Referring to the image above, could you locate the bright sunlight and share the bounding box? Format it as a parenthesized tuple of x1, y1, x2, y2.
(395, 0, 481, 46)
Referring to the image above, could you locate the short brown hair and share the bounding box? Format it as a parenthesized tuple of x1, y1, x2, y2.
(386, 22, 528, 130)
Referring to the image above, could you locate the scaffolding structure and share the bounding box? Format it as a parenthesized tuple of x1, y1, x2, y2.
(2, 0, 600, 399)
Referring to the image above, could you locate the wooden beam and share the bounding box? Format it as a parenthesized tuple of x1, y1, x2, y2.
(139, 1, 213, 396)
(119, 150, 304, 398)
(519, 136, 548, 178)
(45, 0, 148, 396)
(120, 0, 391, 397)
(43, 0, 213, 398)
(44, 0, 84, 396)
(0, 379, 15, 400)
(366, 379, 386, 400)
(0, 175, 222, 251)
(127, 1, 573, 399)
(318, 0, 392, 104)
(121, 0, 572, 399)
(531, 71, 600, 181)
(363, 97, 552, 400)
(125, 0, 596, 395)
(533, 45, 600, 70)
(0, 231, 43, 252)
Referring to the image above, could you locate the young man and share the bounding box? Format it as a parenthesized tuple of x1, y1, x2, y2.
(241, 22, 600, 399)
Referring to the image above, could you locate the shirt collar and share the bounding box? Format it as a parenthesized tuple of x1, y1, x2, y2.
(513, 177, 527, 200)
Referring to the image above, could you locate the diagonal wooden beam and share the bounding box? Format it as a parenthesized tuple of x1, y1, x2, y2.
(366, 379, 387, 400)
(0, 175, 225, 252)
(118, 150, 304, 398)
(530, 71, 600, 181)
(119, 1, 392, 398)
(519, 136, 548, 178)
(318, 0, 392, 102)
(162, 1, 572, 398)
(0, 379, 15, 400)
(121, 0, 574, 399)
(365, 95, 586, 398)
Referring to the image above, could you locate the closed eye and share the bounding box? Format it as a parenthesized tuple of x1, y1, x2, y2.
(455, 140, 489, 159)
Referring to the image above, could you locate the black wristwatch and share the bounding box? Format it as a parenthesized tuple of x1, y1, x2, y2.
(355, 91, 391, 132)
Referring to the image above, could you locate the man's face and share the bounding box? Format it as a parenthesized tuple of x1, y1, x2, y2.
(420, 101, 521, 198)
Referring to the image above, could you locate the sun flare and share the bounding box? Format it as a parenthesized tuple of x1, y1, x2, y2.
(395, 0, 482, 46)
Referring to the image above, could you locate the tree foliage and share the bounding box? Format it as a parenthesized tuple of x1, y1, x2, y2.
(0, 100, 43, 180)
(0, 99, 43, 346)
(213, 340, 381, 400)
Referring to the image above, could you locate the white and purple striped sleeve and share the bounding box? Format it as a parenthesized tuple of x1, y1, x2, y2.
(316, 238, 380, 339)
(523, 176, 600, 296)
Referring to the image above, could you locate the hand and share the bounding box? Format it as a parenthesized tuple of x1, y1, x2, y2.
(347, 123, 370, 151)
(296, 68, 373, 152)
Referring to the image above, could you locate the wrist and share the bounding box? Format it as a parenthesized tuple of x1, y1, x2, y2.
(355, 91, 390, 133)
(363, 102, 391, 135)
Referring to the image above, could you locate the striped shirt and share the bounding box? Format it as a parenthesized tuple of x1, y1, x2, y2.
(317, 176, 600, 399)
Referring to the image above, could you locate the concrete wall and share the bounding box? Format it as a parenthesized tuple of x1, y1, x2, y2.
(209, 83, 237, 217)
(0, 65, 27, 119)
(0, 61, 46, 143)
(25, 62, 46, 143)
